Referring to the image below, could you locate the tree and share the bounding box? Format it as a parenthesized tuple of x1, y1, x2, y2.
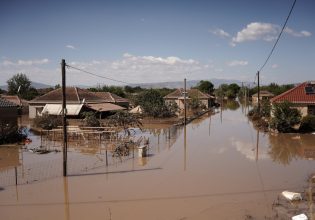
(195, 80, 214, 94)
(107, 111, 142, 136)
(270, 101, 302, 133)
(136, 89, 176, 118)
(7, 73, 37, 100)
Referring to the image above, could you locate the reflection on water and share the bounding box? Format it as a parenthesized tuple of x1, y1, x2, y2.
(269, 133, 315, 165)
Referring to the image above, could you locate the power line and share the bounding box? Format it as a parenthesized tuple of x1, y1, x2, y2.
(66, 64, 129, 85)
(258, 0, 297, 72)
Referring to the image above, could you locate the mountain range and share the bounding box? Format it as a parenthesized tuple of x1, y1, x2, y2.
(1, 78, 252, 91)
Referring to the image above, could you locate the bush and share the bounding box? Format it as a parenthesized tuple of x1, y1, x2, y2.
(299, 115, 315, 132)
(33, 113, 63, 130)
(270, 101, 301, 133)
(81, 112, 100, 127)
(0, 122, 26, 144)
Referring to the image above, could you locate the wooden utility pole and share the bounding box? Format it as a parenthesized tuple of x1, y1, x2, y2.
(61, 59, 68, 177)
(257, 71, 260, 113)
(184, 78, 187, 125)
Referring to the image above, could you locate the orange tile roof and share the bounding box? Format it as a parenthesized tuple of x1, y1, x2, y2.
(164, 88, 213, 99)
(270, 82, 315, 104)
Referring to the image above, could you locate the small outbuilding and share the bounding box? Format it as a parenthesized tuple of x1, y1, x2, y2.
(251, 91, 274, 103)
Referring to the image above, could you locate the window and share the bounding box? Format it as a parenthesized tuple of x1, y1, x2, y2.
(305, 86, 315, 94)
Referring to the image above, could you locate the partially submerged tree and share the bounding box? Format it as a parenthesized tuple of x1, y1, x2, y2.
(81, 112, 101, 127)
(136, 89, 176, 118)
(107, 111, 142, 135)
(270, 101, 301, 133)
(33, 113, 63, 130)
(0, 122, 26, 144)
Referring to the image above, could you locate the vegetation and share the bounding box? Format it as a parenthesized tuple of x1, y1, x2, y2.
(0, 122, 26, 144)
(7, 73, 38, 100)
(193, 80, 214, 94)
(88, 85, 126, 98)
(270, 101, 302, 133)
(299, 115, 315, 132)
(33, 113, 63, 130)
(214, 83, 240, 99)
(135, 89, 177, 118)
(81, 112, 101, 127)
(248, 83, 294, 97)
(107, 111, 142, 135)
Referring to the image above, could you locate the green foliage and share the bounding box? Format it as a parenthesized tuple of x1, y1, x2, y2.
(249, 83, 294, 97)
(88, 85, 126, 98)
(107, 111, 142, 135)
(299, 115, 315, 132)
(0, 122, 26, 144)
(214, 83, 240, 99)
(7, 73, 38, 100)
(136, 89, 176, 118)
(33, 113, 63, 130)
(190, 97, 201, 109)
(270, 101, 302, 133)
(194, 80, 214, 94)
(124, 86, 143, 94)
(81, 112, 100, 127)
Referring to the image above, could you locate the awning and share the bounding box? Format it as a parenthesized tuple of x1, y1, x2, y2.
(87, 103, 125, 112)
(42, 104, 83, 116)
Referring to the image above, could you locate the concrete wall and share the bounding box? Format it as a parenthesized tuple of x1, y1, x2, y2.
(29, 104, 45, 119)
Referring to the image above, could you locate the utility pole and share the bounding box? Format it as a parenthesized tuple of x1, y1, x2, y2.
(257, 71, 260, 113)
(184, 78, 187, 125)
(61, 59, 68, 177)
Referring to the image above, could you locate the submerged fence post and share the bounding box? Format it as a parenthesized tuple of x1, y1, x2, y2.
(14, 166, 18, 185)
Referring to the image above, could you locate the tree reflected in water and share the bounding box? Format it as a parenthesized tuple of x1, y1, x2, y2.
(268, 134, 303, 165)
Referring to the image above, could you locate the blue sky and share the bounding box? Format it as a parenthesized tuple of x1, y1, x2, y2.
(0, 0, 314, 87)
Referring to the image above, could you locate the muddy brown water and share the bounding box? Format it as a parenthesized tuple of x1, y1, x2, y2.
(1, 104, 315, 220)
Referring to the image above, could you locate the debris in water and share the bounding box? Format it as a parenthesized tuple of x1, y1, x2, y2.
(282, 191, 302, 201)
(292, 213, 308, 220)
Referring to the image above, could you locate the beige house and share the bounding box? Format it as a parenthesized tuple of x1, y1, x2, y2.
(164, 88, 214, 110)
(28, 87, 128, 118)
(252, 91, 274, 103)
(270, 81, 315, 117)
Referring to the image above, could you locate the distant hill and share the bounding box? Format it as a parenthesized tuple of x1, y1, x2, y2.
(129, 78, 248, 89)
(0, 81, 52, 91)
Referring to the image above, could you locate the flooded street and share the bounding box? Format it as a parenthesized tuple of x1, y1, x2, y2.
(1, 103, 315, 220)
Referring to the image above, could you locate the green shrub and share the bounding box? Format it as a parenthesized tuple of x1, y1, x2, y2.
(270, 101, 301, 133)
(299, 115, 315, 132)
(81, 112, 100, 127)
(33, 113, 63, 130)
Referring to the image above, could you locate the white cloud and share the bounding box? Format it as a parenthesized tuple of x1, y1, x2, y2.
(2, 58, 49, 66)
(66, 45, 76, 50)
(210, 28, 230, 38)
(227, 60, 248, 66)
(232, 22, 278, 45)
(231, 22, 312, 46)
(284, 27, 312, 37)
(271, 64, 279, 69)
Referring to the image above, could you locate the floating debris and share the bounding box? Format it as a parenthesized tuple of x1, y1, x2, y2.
(282, 191, 302, 201)
(292, 213, 308, 220)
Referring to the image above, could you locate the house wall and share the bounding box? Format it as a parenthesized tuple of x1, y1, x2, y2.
(29, 104, 45, 119)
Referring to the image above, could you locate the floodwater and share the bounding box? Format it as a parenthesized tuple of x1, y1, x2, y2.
(1, 102, 315, 220)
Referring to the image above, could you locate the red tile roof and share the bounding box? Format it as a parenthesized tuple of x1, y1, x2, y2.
(270, 82, 315, 104)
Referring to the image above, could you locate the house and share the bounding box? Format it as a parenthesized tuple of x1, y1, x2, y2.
(28, 87, 128, 118)
(1, 95, 29, 114)
(270, 81, 315, 117)
(251, 91, 274, 103)
(0, 97, 18, 123)
(92, 92, 129, 108)
(164, 88, 214, 110)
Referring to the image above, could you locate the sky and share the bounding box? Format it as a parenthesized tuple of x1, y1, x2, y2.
(0, 0, 314, 87)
